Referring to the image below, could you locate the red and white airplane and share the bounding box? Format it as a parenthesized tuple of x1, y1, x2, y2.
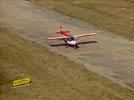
(48, 26, 96, 49)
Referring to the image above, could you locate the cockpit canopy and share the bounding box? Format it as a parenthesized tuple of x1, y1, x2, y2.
(68, 36, 75, 41)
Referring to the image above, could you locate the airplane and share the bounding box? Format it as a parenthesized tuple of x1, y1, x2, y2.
(48, 26, 96, 49)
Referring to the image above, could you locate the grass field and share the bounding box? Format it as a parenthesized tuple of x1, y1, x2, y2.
(0, 28, 134, 99)
(32, 0, 134, 40)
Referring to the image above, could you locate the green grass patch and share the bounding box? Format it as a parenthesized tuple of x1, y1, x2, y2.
(32, 0, 134, 40)
(0, 27, 134, 99)
(0, 74, 10, 86)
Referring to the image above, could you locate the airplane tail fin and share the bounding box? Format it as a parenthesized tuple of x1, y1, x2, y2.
(56, 26, 71, 36)
(56, 26, 63, 34)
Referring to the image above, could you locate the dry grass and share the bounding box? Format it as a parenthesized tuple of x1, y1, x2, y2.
(32, 0, 134, 40)
(0, 28, 134, 99)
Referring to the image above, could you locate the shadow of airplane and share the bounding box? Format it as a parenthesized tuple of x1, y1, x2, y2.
(49, 41, 98, 47)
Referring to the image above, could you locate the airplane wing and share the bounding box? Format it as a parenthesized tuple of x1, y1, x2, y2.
(48, 36, 69, 40)
(74, 33, 96, 38)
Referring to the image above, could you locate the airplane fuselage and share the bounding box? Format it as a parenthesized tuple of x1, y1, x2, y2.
(63, 36, 78, 49)
(67, 40, 77, 45)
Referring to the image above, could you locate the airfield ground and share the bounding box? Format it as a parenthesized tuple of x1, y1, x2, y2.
(0, 25, 134, 100)
(0, 0, 134, 100)
(33, 0, 134, 39)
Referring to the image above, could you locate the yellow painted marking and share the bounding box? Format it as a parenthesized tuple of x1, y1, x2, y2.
(13, 77, 31, 86)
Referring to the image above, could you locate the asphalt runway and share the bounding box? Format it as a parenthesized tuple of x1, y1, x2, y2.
(0, 0, 134, 90)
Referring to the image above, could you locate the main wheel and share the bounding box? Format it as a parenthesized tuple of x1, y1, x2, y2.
(74, 44, 78, 49)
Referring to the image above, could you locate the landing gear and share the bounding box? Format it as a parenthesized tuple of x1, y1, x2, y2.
(74, 44, 79, 49)
(66, 44, 68, 48)
(65, 40, 68, 48)
(65, 42, 79, 49)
